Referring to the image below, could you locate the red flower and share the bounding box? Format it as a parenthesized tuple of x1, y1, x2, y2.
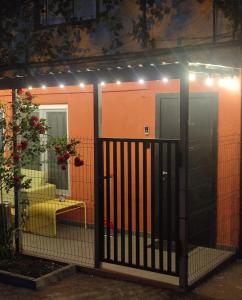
(64, 153, 70, 160)
(61, 165, 67, 170)
(29, 116, 39, 126)
(104, 219, 114, 230)
(25, 91, 33, 101)
(35, 121, 41, 128)
(13, 154, 21, 162)
(14, 175, 21, 183)
(17, 88, 24, 95)
(38, 125, 46, 134)
(20, 140, 28, 150)
(57, 156, 65, 164)
(55, 145, 62, 153)
(74, 157, 84, 167)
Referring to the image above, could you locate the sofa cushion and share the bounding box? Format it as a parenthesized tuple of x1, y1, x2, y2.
(2, 169, 49, 207)
(21, 168, 47, 187)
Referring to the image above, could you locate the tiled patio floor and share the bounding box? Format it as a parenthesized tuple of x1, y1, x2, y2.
(22, 223, 235, 286)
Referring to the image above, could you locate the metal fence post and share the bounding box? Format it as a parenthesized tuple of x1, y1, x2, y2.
(239, 46, 242, 258)
(94, 82, 103, 268)
(179, 66, 189, 288)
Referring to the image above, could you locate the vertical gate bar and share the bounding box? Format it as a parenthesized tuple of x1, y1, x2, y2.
(167, 142, 172, 273)
(239, 44, 242, 258)
(98, 139, 104, 261)
(143, 142, 148, 268)
(239, 47, 242, 258)
(135, 142, 140, 266)
(175, 142, 180, 274)
(94, 82, 102, 268)
(106, 141, 111, 260)
(151, 142, 156, 269)
(120, 141, 125, 263)
(113, 141, 118, 262)
(159, 141, 164, 271)
(128, 142, 132, 265)
(238, 33, 242, 258)
(179, 66, 189, 288)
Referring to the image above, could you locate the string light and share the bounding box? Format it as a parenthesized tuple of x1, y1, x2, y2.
(218, 78, 225, 87)
(225, 77, 239, 90)
(35, 69, 238, 92)
(189, 73, 196, 82)
(205, 77, 214, 86)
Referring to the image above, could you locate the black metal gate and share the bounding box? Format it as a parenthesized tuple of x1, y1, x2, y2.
(98, 138, 180, 276)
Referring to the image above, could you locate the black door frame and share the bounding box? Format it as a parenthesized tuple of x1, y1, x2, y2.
(155, 92, 218, 247)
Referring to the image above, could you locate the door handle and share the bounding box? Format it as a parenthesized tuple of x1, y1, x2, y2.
(162, 171, 168, 182)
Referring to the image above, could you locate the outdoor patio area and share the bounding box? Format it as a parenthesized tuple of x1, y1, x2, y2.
(0, 64, 240, 289)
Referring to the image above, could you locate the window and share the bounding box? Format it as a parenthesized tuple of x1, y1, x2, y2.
(29, 105, 70, 195)
(37, 0, 106, 27)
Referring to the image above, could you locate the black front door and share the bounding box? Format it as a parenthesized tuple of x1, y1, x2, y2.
(156, 93, 218, 247)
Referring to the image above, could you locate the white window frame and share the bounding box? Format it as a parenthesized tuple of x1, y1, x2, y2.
(38, 104, 71, 196)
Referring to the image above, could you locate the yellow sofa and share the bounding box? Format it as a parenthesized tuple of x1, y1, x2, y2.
(3, 168, 56, 206)
(4, 169, 57, 235)
(4, 169, 86, 237)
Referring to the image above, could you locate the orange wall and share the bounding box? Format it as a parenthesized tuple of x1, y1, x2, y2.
(0, 79, 240, 246)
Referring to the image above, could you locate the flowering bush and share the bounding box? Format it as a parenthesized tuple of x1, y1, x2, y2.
(0, 89, 84, 258)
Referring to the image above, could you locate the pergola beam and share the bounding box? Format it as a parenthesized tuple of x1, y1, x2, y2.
(0, 64, 183, 90)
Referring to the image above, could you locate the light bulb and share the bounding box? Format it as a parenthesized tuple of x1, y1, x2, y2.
(205, 77, 214, 86)
(189, 73, 196, 81)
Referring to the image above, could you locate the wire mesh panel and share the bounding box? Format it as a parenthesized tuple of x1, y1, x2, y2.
(20, 137, 95, 267)
(99, 138, 180, 276)
(188, 135, 239, 284)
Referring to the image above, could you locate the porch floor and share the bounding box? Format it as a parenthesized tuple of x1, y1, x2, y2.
(22, 223, 234, 286)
